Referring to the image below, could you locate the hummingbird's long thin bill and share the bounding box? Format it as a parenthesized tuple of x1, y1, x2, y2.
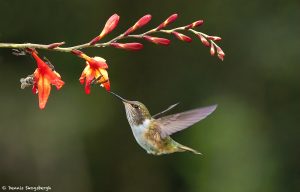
(110, 91, 128, 102)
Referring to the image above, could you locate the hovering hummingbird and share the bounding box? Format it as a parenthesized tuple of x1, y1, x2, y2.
(111, 92, 217, 155)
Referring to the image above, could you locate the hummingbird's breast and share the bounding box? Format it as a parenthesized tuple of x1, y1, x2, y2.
(130, 119, 154, 151)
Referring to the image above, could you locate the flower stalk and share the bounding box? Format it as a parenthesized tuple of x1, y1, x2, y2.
(0, 13, 225, 109)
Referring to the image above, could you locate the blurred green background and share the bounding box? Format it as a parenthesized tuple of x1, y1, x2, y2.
(0, 0, 299, 192)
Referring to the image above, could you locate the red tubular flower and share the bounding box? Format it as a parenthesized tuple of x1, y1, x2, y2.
(90, 14, 120, 45)
(143, 35, 170, 46)
(30, 51, 64, 109)
(171, 31, 192, 42)
(110, 42, 143, 51)
(156, 14, 178, 30)
(124, 14, 152, 36)
(73, 51, 110, 94)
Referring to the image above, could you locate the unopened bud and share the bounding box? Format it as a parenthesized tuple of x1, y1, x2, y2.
(124, 14, 152, 36)
(185, 20, 204, 29)
(210, 43, 215, 56)
(196, 33, 210, 47)
(47, 42, 65, 49)
(156, 14, 178, 30)
(215, 45, 225, 61)
(143, 35, 170, 46)
(172, 32, 192, 42)
(207, 36, 222, 41)
(71, 49, 83, 56)
(90, 14, 120, 45)
(110, 43, 143, 51)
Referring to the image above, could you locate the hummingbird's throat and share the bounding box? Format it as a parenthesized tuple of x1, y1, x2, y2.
(125, 106, 150, 126)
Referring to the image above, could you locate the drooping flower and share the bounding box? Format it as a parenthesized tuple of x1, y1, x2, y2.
(72, 50, 110, 94)
(29, 50, 64, 109)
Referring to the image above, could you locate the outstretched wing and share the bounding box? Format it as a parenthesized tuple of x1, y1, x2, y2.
(157, 105, 217, 138)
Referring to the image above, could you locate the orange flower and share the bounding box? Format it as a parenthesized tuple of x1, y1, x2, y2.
(73, 50, 110, 94)
(30, 51, 64, 109)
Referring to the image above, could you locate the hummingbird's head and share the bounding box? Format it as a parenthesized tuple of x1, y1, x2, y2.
(110, 92, 151, 126)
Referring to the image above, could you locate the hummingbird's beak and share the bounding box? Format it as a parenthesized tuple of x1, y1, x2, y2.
(110, 91, 128, 103)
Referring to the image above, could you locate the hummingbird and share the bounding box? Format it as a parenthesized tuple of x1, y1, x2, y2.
(111, 92, 217, 155)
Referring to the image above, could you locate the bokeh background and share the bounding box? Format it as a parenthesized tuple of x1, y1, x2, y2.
(0, 0, 299, 192)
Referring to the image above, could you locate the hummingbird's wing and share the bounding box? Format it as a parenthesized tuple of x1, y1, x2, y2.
(157, 105, 217, 138)
(152, 103, 179, 118)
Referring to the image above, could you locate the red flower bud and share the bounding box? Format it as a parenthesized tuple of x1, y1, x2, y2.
(185, 20, 204, 29)
(210, 43, 216, 56)
(90, 14, 120, 45)
(156, 14, 178, 30)
(207, 36, 222, 41)
(89, 36, 101, 45)
(171, 32, 192, 42)
(110, 43, 143, 51)
(143, 35, 170, 46)
(215, 45, 225, 61)
(71, 49, 83, 56)
(124, 14, 152, 36)
(47, 42, 65, 49)
(196, 33, 210, 47)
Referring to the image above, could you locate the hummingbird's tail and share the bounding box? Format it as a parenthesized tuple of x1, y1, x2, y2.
(177, 145, 202, 155)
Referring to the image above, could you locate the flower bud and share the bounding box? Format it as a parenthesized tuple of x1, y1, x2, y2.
(210, 43, 215, 56)
(47, 42, 65, 49)
(71, 49, 83, 56)
(171, 32, 192, 42)
(215, 45, 225, 61)
(90, 14, 120, 45)
(110, 43, 143, 51)
(207, 36, 222, 41)
(196, 33, 210, 47)
(185, 20, 204, 29)
(124, 14, 152, 36)
(143, 35, 170, 46)
(156, 14, 178, 30)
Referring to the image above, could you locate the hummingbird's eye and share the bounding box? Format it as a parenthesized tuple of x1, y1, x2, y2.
(132, 104, 139, 109)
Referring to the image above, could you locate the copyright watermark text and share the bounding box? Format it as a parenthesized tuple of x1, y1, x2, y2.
(1, 186, 51, 191)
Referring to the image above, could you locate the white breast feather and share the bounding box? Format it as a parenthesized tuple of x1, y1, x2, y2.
(130, 119, 150, 149)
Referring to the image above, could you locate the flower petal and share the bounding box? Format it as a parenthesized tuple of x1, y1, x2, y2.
(37, 76, 51, 109)
(84, 71, 95, 94)
(101, 80, 110, 91)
